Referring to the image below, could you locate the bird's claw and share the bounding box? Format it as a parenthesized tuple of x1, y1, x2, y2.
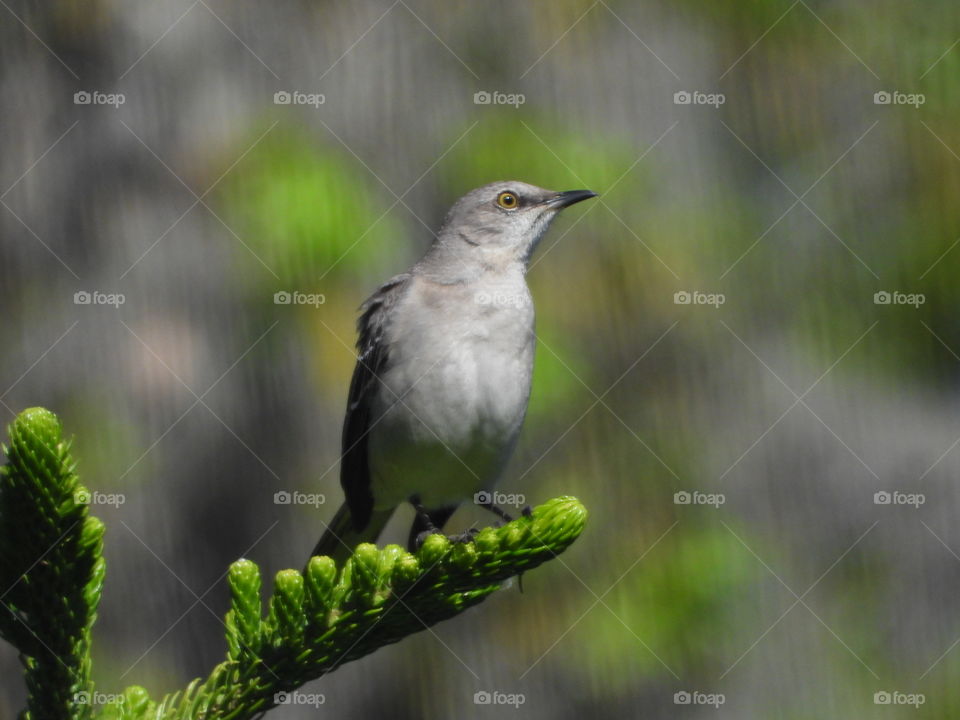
(415, 527, 482, 549)
(413, 527, 444, 550)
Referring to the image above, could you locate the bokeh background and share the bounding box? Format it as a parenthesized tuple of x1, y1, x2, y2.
(2, 1, 960, 717)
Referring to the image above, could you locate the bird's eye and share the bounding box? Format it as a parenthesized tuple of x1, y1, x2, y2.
(496, 191, 519, 209)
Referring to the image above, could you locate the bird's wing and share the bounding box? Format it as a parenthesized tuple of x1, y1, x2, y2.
(340, 273, 412, 531)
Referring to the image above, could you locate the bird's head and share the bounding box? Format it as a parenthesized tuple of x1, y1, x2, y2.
(430, 181, 597, 274)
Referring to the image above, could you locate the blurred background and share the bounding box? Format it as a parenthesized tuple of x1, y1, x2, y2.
(2, 0, 960, 717)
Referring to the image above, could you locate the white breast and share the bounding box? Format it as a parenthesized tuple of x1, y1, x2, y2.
(367, 272, 535, 509)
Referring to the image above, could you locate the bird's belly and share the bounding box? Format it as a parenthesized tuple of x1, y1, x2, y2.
(367, 325, 533, 509)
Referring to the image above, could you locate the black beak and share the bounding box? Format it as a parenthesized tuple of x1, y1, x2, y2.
(547, 189, 598, 209)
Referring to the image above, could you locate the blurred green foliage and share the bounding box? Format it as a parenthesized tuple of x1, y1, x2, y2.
(440, 112, 638, 192)
(579, 525, 758, 683)
(217, 127, 404, 286)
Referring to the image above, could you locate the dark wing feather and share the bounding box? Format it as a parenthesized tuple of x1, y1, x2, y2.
(340, 274, 411, 531)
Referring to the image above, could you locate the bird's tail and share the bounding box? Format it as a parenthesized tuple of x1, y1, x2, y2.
(310, 502, 393, 567)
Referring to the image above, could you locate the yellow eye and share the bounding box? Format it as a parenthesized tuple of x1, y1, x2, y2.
(496, 191, 519, 209)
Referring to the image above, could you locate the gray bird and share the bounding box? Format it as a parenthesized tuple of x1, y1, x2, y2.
(311, 181, 597, 564)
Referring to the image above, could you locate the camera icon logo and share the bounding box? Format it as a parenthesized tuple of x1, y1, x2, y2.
(274, 91, 291, 105)
(873, 91, 891, 105)
(473, 91, 491, 105)
(74, 691, 91, 704)
(673, 491, 691, 505)
(274, 291, 291, 305)
(674, 691, 691, 704)
(674, 291, 691, 305)
(473, 691, 492, 705)
(673, 91, 691, 105)
(74, 489, 92, 505)
(274, 491, 291, 505)
(74, 291, 91, 305)
(873, 291, 891, 304)
(274, 692, 290, 704)
(74, 91, 92, 105)
(874, 691, 891, 705)
(874, 491, 891, 505)
(473, 490, 492, 505)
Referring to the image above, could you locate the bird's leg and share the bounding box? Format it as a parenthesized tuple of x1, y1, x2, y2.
(476, 495, 515, 524)
(409, 494, 438, 532)
(449, 527, 481, 543)
(409, 494, 452, 551)
(408, 497, 480, 549)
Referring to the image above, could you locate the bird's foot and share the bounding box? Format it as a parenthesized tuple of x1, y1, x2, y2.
(413, 527, 444, 550)
(477, 498, 515, 524)
(414, 527, 480, 550)
(448, 527, 481, 544)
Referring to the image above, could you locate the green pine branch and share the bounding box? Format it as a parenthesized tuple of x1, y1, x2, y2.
(0, 407, 587, 720)
(0, 408, 105, 720)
